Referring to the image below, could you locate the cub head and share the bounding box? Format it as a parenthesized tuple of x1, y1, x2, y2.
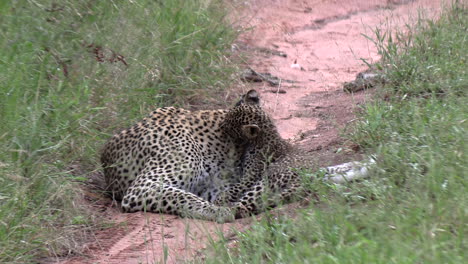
(223, 90, 277, 141)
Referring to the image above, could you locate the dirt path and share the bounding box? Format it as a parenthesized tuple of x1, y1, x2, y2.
(56, 1, 442, 263)
(239, 0, 441, 142)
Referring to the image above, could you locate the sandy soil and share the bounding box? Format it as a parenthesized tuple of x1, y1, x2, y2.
(55, 0, 442, 263)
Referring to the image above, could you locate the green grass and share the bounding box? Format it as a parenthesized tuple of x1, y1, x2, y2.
(205, 2, 467, 263)
(0, 0, 237, 262)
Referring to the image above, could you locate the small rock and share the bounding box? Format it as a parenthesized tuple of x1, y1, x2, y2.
(291, 63, 301, 69)
(343, 70, 386, 93)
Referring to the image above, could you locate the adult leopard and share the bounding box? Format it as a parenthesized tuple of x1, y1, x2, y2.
(101, 90, 268, 222)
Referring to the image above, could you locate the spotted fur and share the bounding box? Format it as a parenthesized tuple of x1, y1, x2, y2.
(102, 90, 369, 222)
(101, 90, 277, 222)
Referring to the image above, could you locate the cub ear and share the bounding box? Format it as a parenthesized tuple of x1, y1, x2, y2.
(241, 124, 260, 139)
(244, 90, 260, 105)
(235, 89, 260, 106)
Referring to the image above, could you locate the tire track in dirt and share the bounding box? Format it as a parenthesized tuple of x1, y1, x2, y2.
(56, 1, 442, 263)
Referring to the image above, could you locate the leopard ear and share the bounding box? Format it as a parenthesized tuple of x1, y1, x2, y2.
(236, 90, 260, 106)
(241, 124, 260, 139)
(244, 90, 260, 105)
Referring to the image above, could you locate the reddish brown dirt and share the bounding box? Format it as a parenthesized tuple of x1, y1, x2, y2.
(55, 1, 442, 263)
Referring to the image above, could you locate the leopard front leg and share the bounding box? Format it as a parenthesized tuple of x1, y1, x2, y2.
(232, 167, 303, 218)
(212, 181, 255, 206)
(121, 172, 234, 223)
(213, 151, 270, 206)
